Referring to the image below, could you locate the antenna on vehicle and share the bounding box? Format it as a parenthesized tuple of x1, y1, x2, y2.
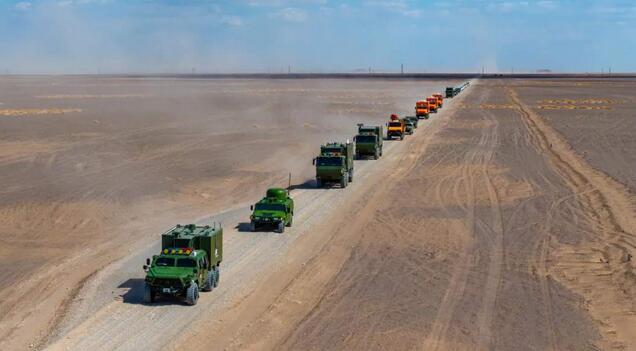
(287, 172, 292, 193)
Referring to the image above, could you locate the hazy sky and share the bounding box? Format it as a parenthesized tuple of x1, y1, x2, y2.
(1, 0, 635, 73)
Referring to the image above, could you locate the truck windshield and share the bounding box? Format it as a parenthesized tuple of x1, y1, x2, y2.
(155, 257, 175, 267)
(255, 203, 287, 212)
(176, 258, 197, 268)
(356, 135, 376, 143)
(389, 122, 402, 127)
(316, 157, 343, 166)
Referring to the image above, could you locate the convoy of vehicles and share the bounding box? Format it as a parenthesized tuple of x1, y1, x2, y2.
(355, 124, 383, 159)
(140, 82, 470, 306)
(250, 187, 294, 233)
(314, 141, 355, 188)
(143, 224, 223, 305)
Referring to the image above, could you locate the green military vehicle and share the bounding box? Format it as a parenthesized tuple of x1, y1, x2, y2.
(404, 116, 419, 129)
(143, 223, 222, 305)
(354, 124, 383, 160)
(403, 119, 415, 135)
(249, 187, 294, 233)
(313, 141, 354, 188)
(445, 86, 456, 98)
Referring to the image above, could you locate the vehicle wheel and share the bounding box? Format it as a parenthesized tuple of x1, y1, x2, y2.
(340, 174, 347, 188)
(374, 151, 378, 160)
(400, 135, 404, 140)
(186, 282, 199, 306)
(286, 215, 293, 227)
(277, 221, 285, 234)
(316, 178, 322, 188)
(250, 220, 256, 232)
(143, 283, 155, 303)
(380, 149, 383, 157)
(213, 266, 220, 287)
(203, 271, 214, 292)
(349, 169, 353, 182)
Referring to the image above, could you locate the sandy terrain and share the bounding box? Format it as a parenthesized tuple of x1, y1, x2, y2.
(0, 76, 458, 350)
(172, 79, 634, 351)
(2, 77, 634, 351)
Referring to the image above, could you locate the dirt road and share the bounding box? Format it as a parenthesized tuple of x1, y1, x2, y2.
(175, 80, 635, 351)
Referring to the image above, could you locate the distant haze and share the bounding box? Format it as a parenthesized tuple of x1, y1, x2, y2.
(1, 0, 635, 74)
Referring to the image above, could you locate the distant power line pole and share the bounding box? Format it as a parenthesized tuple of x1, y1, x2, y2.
(401, 64, 404, 74)
(288, 65, 291, 74)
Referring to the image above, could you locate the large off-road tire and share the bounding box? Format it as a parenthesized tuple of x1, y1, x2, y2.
(341, 174, 348, 188)
(286, 215, 293, 227)
(348, 169, 353, 182)
(374, 150, 378, 160)
(316, 178, 322, 188)
(186, 282, 199, 306)
(400, 134, 404, 140)
(250, 220, 256, 232)
(380, 148, 383, 157)
(143, 283, 155, 304)
(276, 221, 285, 234)
(203, 271, 214, 292)
(213, 266, 220, 287)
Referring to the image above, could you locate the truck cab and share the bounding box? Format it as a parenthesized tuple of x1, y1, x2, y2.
(426, 97, 438, 112)
(143, 224, 222, 305)
(314, 142, 354, 188)
(445, 87, 455, 98)
(387, 119, 406, 140)
(250, 188, 294, 233)
(415, 100, 430, 119)
(433, 93, 444, 108)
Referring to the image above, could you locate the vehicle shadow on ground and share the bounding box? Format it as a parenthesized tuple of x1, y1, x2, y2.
(288, 179, 320, 190)
(235, 222, 254, 232)
(118, 278, 182, 306)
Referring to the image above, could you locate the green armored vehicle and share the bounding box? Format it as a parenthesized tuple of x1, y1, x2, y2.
(355, 124, 383, 160)
(404, 116, 419, 129)
(313, 141, 354, 188)
(403, 119, 415, 135)
(143, 223, 222, 305)
(445, 86, 456, 98)
(250, 187, 294, 233)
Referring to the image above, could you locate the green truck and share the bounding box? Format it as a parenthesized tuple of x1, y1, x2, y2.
(313, 141, 354, 188)
(445, 86, 456, 98)
(249, 187, 294, 233)
(354, 124, 383, 160)
(403, 119, 415, 135)
(404, 116, 419, 129)
(143, 224, 222, 305)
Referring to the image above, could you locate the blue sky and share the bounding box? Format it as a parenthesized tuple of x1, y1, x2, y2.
(1, 0, 635, 73)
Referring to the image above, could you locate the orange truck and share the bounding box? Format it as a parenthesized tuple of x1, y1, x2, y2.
(433, 93, 444, 108)
(387, 114, 405, 140)
(415, 100, 430, 119)
(426, 97, 438, 113)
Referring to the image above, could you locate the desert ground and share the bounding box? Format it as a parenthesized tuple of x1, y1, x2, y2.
(0, 77, 634, 350)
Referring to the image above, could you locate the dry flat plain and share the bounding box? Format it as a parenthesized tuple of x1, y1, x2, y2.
(0, 77, 635, 351)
